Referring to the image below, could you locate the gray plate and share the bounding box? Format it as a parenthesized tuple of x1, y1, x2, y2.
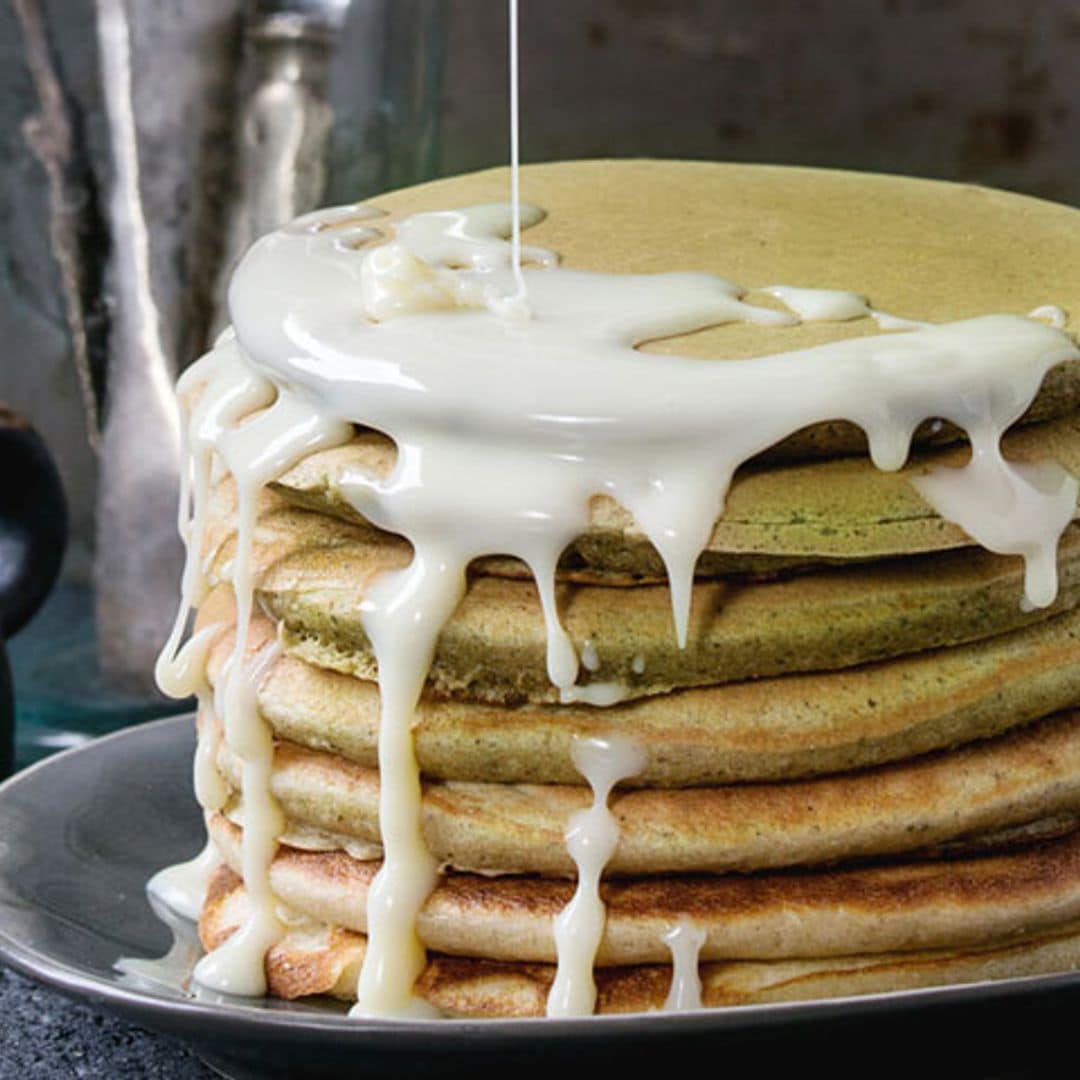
(0, 715, 1078, 1078)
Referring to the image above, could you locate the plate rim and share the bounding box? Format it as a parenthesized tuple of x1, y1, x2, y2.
(2, 714, 1080, 1046)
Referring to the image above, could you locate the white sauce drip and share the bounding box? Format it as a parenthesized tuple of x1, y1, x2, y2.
(580, 640, 600, 672)
(116, 887, 206, 995)
(347, 557, 454, 1019)
(662, 917, 707, 1012)
(151, 176, 1080, 1017)
(155, 331, 351, 996)
(191, 638, 283, 996)
(912, 432, 1078, 608)
(547, 735, 646, 1017)
(763, 284, 931, 331)
(559, 681, 630, 708)
(763, 284, 869, 322)
(1030, 304, 1068, 329)
(148, 622, 226, 918)
(146, 836, 219, 924)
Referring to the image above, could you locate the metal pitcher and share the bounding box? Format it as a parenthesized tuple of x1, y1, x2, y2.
(4, 0, 446, 767)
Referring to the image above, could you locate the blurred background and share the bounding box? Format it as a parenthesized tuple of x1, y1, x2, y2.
(1, 0, 1078, 768)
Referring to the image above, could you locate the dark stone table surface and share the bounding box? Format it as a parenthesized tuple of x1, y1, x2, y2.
(0, 965, 215, 1078)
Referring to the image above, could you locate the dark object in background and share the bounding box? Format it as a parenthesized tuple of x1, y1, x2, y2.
(0, 405, 67, 777)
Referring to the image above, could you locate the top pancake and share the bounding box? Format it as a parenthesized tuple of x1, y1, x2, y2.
(358, 159, 1080, 374)
(266, 159, 1080, 572)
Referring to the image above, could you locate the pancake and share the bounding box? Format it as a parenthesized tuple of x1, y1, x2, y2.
(272, 413, 1080, 578)
(158, 159, 1080, 1019)
(211, 709, 1080, 877)
(204, 489, 1080, 703)
(358, 160, 1080, 449)
(201, 596, 1080, 787)
(201, 865, 1080, 1014)
(206, 817, 1080, 966)
(194, 160, 1080, 592)
(256, 804, 1080, 875)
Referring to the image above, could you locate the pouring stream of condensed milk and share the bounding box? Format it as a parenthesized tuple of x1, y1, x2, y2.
(152, 0, 1080, 1020)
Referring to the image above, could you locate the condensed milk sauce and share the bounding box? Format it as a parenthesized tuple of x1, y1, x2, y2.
(152, 0, 1080, 1023)
(663, 918, 708, 1011)
(548, 736, 646, 1017)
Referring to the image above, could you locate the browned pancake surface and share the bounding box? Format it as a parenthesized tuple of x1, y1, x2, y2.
(207, 816, 1080, 966)
(201, 865, 1080, 1015)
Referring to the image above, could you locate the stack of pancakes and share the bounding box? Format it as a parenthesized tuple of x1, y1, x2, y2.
(195, 160, 1080, 1016)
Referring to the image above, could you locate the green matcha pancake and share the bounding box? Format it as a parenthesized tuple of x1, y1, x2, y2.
(201, 596, 1080, 787)
(202, 490, 1080, 703)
